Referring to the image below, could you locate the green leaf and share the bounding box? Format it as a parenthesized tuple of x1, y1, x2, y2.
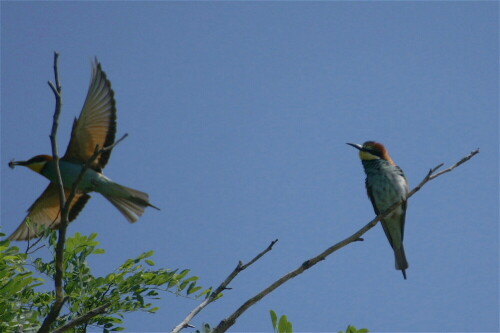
(187, 283, 202, 295)
(270, 310, 278, 330)
(141, 250, 155, 259)
(176, 269, 190, 280)
(278, 315, 289, 333)
(344, 325, 368, 333)
(179, 279, 189, 290)
(198, 287, 212, 299)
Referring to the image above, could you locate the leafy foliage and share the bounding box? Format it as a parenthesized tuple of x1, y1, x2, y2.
(0, 231, 211, 332)
(338, 325, 369, 333)
(270, 310, 293, 333)
(0, 233, 45, 331)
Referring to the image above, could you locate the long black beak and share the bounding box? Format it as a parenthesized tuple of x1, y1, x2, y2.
(8, 159, 25, 169)
(346, 143, 363, 151)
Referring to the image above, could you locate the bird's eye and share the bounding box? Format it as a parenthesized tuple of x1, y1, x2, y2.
(31, 156, 45, 163)
(364, 147, 379, 156)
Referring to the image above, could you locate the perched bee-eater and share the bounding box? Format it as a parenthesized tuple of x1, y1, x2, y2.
(347, 141, 409, 279)
(8, 59, 159, 241)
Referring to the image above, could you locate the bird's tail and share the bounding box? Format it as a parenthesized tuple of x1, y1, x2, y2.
(101, 183, 159, 223)
(394, 245, 409, 280)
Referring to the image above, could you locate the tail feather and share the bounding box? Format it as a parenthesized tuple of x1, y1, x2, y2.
(394, 245, 409, 280)
(101, 183, 159, 223)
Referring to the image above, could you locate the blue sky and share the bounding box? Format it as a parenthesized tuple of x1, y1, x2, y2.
(1, 2, 498, 332)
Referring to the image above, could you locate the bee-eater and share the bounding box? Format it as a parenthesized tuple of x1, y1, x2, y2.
(8, 59, 159, 241)
(347, 141, 409, 279)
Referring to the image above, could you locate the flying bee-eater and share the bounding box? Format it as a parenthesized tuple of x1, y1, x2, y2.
(347, 141, 409, 279)
(8, 59, 159, 241)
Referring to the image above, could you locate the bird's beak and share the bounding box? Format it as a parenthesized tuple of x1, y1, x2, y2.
(346, 143, 363, 151)
(9, 159, 26, 169)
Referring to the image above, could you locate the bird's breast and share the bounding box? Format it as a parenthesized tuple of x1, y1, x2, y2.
(42, 160, 104, 192)
(365, 165, 408, 212)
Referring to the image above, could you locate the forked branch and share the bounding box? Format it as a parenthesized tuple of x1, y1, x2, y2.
(38, 53, 128, 333)
(211, 149, 480, 332)
(38, 51, 66, 333)
(172, 239, 278, 333)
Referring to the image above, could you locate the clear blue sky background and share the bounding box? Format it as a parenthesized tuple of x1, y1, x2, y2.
(1, 2, 498, 332)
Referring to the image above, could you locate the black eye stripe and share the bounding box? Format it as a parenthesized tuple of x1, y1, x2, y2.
(29, 156, 46, 163)
(363, 147, 382, 157)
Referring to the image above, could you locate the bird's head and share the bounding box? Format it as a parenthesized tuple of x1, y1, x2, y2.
(9, 154, 53, 174)
(346, 141, 395, 165)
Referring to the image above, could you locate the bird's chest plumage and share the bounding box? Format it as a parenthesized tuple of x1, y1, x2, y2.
(363, 161, 408, 211)
(42, 160, 108, 192)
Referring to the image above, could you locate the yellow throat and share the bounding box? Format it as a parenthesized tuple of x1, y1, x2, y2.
(359, 150, 380, 161)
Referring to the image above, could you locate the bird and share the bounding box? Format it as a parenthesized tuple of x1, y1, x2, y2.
(8, 59, 159, 241)
(347, 141, 409, 279)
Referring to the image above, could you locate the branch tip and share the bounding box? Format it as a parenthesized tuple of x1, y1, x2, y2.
(172, 240, 278, 333)
(268, 239, 279, 250)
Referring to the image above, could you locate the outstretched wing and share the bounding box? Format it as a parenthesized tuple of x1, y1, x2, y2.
(8, 184, 90, 241)
(63, 59, 116, 171)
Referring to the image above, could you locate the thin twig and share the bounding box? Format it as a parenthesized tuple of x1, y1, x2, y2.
(47, 52, 66, 215)
(241, 239, 278, 270)
(171, 239, 278, 333)
(213, 149, 480, 332)
(51, 302, 111, 333)
(26, 236, 45, 254)
(406, 149, 479, 198)
(38, 51, 66, 333)
(428, 149, 479, 180)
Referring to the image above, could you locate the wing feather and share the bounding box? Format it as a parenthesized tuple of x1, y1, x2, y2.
(366, 182, 395, 248)
(8, 184, 90, 241)
(63, 59, 116, 171)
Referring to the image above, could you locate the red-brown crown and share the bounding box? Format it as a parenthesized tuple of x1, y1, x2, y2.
(361, 141, 395, 165)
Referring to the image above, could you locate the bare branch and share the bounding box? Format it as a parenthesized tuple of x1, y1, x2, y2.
(213, 150, 480, 332)
(241, 239, 278, 270)
(38, 51, 66, 333)
(52, 302, 111, 333)
(407, 149, 479, 198)
(38, 55, 129, 333)
(47, 52, 66, 213)
(172, 239, 278, 333)
(429, 149, 479, 180)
